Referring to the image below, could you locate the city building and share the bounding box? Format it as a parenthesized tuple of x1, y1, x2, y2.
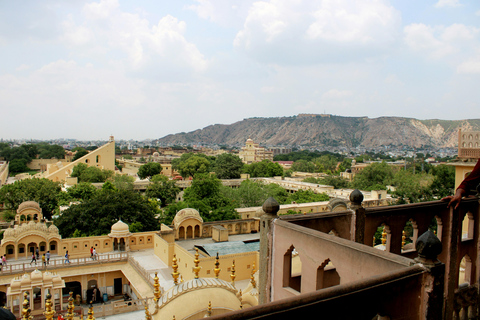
(238, 139, 274, 164)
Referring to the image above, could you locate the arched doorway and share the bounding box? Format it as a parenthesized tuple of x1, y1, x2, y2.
(194, 225, 200, 238)
(49, 240, 58, 255)
(86, 280, 101, 304)
(63, 281, 82, 301)
(186, 226, 193, 239)
(179, 226, 185, 239)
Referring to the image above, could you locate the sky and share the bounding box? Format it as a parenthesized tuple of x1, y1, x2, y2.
(0, 0, 479, 141)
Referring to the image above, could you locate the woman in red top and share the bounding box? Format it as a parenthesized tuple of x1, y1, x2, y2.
(442, 160, 480, 209)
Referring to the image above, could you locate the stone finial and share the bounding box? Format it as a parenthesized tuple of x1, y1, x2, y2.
(172, 254, 180, 285)
(153, 272, 161, 302)
(262, 197, 279, 215)
(415, 230, 442, 264)
(349, 189, 364, 204)
(87, 302, 95, 320)
(43, 294, 55, 320)
(250, 263, 257, 288)
(214, 252, 221, 279)
(66, 292, 75, 320)
(230, 260, 236, 286)
(22, 292, 30, 320)
(193, 248, 201, 279)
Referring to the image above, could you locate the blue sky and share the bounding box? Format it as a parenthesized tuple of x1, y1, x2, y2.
(0, 0, 479, 140)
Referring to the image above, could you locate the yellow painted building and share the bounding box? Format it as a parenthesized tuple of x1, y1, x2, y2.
(239, 139, 274, 164)
(0, 201, 259, 319)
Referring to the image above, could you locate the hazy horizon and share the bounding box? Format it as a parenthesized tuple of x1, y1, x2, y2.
(1, 0, 479, 141)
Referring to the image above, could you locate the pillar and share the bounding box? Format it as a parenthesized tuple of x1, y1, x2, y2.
(348, 189, 365, 244)
(259, 197, 279, 305)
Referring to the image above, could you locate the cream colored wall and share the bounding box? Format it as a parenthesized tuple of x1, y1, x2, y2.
(454, 163, 477, 189)
(44, 139, 116, 183)
(154, 233, 258, 283)
(27, 159, 70, 171)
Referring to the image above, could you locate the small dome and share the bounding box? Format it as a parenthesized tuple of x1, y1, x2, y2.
(173, 209, 203, 228)
(109, 220, 132, 238)
(17, 201, 41, 213)
(4, 228, 14, 238)
(246, 138, 253, 143)
(153, 152, 160, 157)
(48, 224, 59, 234)
(111, 220, 129, 232)
(31, 269, 43, 280)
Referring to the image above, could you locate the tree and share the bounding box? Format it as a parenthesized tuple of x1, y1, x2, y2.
(392, 171, 433, 204)
(72, 148, 89, 161)
(70, 163, 114, 183)
(0, 178, 63, 219)
(351, 162, 394, 191)
(145, 175, 180, 206)
(172, 154, 211, 179)
(243, 160, 283, 178)
(8, 159, 29, 174)
(67, 182, 98, 201)
(54, 188, 159, 237)
(138, 162, 163, 180)
(214, 153, 244, 179)
(291, 159, 316, 173)
(112, 174, 135, 191)
(430, 164, 455, 198)
(182, 173, 238, 221)
(287, 190, 329, 204)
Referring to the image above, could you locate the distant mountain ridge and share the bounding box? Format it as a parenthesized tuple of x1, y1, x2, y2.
(155, 115, 480, 149)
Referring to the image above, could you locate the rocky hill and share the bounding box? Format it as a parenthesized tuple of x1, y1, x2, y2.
(155, 115, 480, 149)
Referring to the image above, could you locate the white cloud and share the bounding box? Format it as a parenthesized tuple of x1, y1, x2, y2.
(457, 56, 480, 74)
(185, 0, 251, 28)
(60, 0, 207, 78)
(234, 0, 401, 64)
(404, 23, 479, 59)
(434, 0, 462, 8)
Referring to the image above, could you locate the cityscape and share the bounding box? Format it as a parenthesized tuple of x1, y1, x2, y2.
(1, 0, 479, 319)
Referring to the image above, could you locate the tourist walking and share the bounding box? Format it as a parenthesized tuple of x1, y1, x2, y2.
(93, 248, 97, 261)
(35, 247, 39, 260)
(30, 253, 36, 265)
(90, 247, 94, 260)
(46, 251, 50, 265)
(2, 255, 7, 267)
(64, 251, 70, 264)
(42, 254, 46, 268)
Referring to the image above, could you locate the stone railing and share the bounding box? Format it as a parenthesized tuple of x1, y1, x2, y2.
(0, 252, 129, 276)
(82, 297, 154, 317)
(213, 192, 479, 319)
(127, 255, 161, 290)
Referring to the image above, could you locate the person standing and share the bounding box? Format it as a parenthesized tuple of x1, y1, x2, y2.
(442, 159, 480, 209)
(93, 248, 97, 261)
(2, 255, 6, 268)
(42, 253, 46, 268)
(46, 251, 50, 265)
(35, 247, 39, 260)
(90, 247, 94, 260)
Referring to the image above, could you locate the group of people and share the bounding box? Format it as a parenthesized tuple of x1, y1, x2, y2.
(29, 248, 51, 267)
(0, 255, 7, 270)
(90, 247, 98, 260)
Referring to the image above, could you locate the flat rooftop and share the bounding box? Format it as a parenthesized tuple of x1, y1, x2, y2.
(176, 232, 260, 256)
